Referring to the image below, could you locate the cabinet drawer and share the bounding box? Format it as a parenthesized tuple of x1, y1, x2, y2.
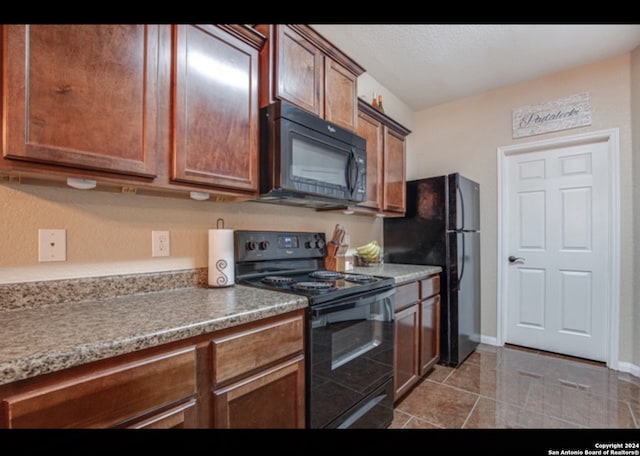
(394, 281, 419, 312)
(420, 274, 440, 299)
(125, 398, 197, 429)
(1, 346, 197, 428)
(211, 313, 304, 386)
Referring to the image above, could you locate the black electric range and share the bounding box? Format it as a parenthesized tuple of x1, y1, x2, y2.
(234, 230, 396, 429)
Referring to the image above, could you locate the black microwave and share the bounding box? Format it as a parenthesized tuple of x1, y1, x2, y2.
(258, 101, 367, 208)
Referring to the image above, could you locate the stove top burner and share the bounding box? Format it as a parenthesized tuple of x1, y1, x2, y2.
(343, 273, 376, 283)
(261, 276, 294, 286)
(309, 270, 343, 280)
(234, 230, 394, 305)
(292, 281, 336, 292)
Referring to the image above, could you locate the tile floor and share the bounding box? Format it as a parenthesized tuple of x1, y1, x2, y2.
(390, 343, 640, 429)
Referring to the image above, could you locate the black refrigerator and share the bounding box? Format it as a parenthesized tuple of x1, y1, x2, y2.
(383, 173, 481, 367)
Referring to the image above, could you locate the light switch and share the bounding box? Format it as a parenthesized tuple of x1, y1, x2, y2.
(38, 229, 67, 262)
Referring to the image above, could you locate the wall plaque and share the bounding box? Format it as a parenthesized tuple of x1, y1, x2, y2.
(512, 92, 592, 139)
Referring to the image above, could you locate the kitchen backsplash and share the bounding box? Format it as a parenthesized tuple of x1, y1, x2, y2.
(0, 268, 207, 312)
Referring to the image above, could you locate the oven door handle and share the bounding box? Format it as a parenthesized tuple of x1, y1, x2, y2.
(311, 287, 395, 317)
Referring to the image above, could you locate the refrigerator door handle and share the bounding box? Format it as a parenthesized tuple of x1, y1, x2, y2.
(458, 233, 465, 291)
(457, 184, 465, 230)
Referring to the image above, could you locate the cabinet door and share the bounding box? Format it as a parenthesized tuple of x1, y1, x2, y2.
(275, 25, 324, 117)
(394, 303, 420, 401)
(324, 58, 358, 131)
(213, 355, 305, 429)
(2, 25, 159, 178)
(171, 24, 259, 192)
(356, 108, 383, 210)
(383, 127, 407, 213)
(420, 295, 441, 375)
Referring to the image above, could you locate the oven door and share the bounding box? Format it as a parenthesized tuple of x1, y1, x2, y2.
(308, 287, 395, 429)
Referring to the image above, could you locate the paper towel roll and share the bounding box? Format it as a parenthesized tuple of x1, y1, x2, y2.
(208, 229, 235, 287)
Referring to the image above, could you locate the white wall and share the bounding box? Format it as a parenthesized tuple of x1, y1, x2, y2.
(410, 53, 635, 364)
(0, 184, 381, 283)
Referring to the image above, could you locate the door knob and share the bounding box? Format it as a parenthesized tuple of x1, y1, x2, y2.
(508, 256, 525, 264)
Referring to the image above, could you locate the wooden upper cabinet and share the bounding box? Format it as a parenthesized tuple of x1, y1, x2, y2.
(325, 58, 359, 132)
(357, 100, 411, 216)
(383, 127, 407, 213)
(170, 24, 261, 193)
(256, 24, 364, 132)
(357, 107, 384, 210)
(274, 25, 324, 118)
(1, 24, 159, 178)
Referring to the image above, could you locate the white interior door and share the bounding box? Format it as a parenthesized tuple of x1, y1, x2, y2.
(504, 139, 611, 362)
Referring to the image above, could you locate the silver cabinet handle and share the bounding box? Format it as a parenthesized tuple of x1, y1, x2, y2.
(508, 256, 525, 264)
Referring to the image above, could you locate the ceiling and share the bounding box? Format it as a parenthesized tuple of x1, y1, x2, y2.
(311, 24, 640, 112)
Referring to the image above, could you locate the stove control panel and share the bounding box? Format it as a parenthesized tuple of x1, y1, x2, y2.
(235, 230, 326, 262)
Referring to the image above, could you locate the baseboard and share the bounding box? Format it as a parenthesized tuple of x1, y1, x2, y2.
(617, 360, 640, 378)
(480, 335, 498, 346)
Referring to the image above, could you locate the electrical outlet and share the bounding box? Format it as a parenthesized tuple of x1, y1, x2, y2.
(39, 229, 66, 262)
(152, 230, 170, 257)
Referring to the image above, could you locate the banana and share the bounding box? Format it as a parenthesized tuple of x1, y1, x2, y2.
(355, 241, 373, 253)
(357, 247, 375, 257)
(364, 249, 381, 261)
(356, 240, 375, 249)
(356, 241, 378, 256)
(356, 241, 381, 262)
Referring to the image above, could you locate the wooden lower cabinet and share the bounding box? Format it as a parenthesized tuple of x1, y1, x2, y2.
(213, 356, 305, 428)
(420, 295, 441, 375)
(210, 311, 305, 428)
(393, 274, 441, 402)
(0, 309, 306, 429)
(125, 399, 197, 429)
(0, 345, 198, 429)
(394, 303, 420, 400)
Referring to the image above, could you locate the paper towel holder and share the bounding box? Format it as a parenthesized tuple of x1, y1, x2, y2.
(208, 218, 235, 288)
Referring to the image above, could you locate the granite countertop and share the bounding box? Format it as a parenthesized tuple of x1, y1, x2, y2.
(0, 271, 306, 387)
(353, 263, 442, 285)
(0, 263, 440, 387)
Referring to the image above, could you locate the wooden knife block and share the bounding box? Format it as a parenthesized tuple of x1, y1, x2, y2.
(325, 242, 348, 272)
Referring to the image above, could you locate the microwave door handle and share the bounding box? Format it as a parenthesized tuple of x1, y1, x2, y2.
(346, 148, 357, 195)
